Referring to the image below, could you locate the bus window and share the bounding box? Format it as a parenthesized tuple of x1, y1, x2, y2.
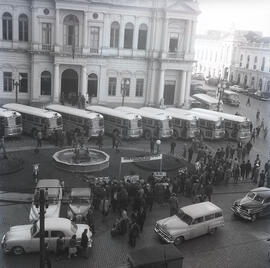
(15, 116, 22, 125)
(138, 119, 142, 127)
(99, 118, 104, 126)
(57, 117, 62, 126)
(26, 114, 34, 121)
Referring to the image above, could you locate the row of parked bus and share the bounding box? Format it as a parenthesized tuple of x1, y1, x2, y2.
(0, 103, 251, 142)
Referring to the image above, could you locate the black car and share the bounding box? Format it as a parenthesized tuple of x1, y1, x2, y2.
(231, 187, 270, 222)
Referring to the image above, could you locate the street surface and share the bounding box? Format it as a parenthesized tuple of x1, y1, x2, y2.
(0, 94, 269, 268)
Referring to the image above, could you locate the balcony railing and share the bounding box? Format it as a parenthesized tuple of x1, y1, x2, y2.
(63, 45, 82, 54)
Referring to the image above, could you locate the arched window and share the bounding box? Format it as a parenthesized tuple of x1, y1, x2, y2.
(253, 56, 257, 70)
(251, 76, 255, 87)
(63, 15, 79, 46)
(124, 23, 134, 49)
(244, 75, 248, 86)
(246, 55, 250, 69)
(19, 14, 28, 41)
(261, 57, 265, 71)
(2, 12, 12, 40)
(258, 79, 263, 91)
(110, 21, 120, 48)
(237, 74, 241, 84)
(40, 71, 51, 95)
(137, 24, 147, 50)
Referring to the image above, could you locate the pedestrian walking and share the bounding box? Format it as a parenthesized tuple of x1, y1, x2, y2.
(188, 146, 193, 163)
(260, 118, 264, 129)
(246, 96, 251, 106)
(115, 136, 121, 153)
(256, 109, 260, 121)
(101, 196, 110, 222)
(170, 140, 176, 155)
(56, 235, 66, 260)
(250, 122, 253, 133)
(256, 126, 261, 137)
(246, 140, 253, 154)
(128, 220, 140, 248)
(86, 208, 95, 234)
(168, 193, 179, 216)
(68, 235, 77, 258)
(250, 129, 256, 142)
(80, 229, 89, 259)
(44, 242, 52, 268)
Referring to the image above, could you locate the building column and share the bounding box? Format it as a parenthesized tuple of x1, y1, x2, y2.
(184, 71, 191, 105)
(133, 17, 139, 50)
(83, 12, 88, 49)
(179, 71, 186, 106)
(185, 20, 192, 54)
(55, 9, 60, 52)
(81, 66, 87, 97)
(158, 69, 165, 105)
(98, 65, 107, 103)
(53, 64, 60, 103)
(189, 21, 197, 54)
(161, 18, 168, 57)
(119, 15, 125, 49)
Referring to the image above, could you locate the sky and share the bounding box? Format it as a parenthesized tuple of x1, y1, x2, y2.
(196, 0, 270, 36)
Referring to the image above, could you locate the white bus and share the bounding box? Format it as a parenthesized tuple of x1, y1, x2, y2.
(192, 93, 222, 111)
(222, 90, 240, 107)
(116, 106, 173, 139)
(141, 107, 198, 139)
(46, 104, 104, 138)
(86, 105, 143, 139)
(191, 108, 251, 141)
(167, 108, 225, 140)
(3, 103, 63, 138)
(0, 107, 22, 137)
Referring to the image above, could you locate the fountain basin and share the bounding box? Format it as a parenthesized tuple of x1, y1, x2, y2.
(52, 148, 110, 173)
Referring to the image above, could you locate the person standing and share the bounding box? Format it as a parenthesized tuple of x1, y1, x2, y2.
(137, 206, 146, 232)
(0, 135, 7, 159)
(246, 96, 251, 106)
(96, 131, 103, 150)
(80, 229, 89, 259)
(240, 161, 246, 180)
(115, 135, 121, 153)
(263, 126, 268, 140)
(245, 160, 252, 179)
(204, 183, 213, 202)
(128, 220, 140, 248)
(169, 193, 179, 216)
(188, 146, 193, 163)
(150, 137, 155, 154)
(44, 242, 52, 268)
(258, 170, 265, 187)
(170, 140, 176, 155)
(68, 235, 77, 259)
(256, 109, 260, 121)
(233, 164, 241, 184)
(246, 140, 253, 154)
(36, 130, 43, 148)
(56, 235, 65, 261)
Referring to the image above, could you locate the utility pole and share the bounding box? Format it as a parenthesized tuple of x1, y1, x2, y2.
(39, 189, 45, 268)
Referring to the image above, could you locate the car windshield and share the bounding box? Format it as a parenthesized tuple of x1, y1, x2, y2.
(71, 221, 78, 233)
(71, 197, 90, 204)
(177, 209, 193, 225)
(247, 192, 264, 203)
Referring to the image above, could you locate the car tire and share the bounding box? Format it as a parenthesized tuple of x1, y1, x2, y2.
(208, 227, 217, 235)
(12, 246, 25, 255)
(251, 214, 257, 222)
(174, 236, 184, 246)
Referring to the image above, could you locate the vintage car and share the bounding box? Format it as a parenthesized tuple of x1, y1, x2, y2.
(67, 188, 92, 222)
(29, 179, 63, 223)
(253, 91, 270, 101)
(231, 187, 270, 222)
(1, 217, 92, 255)
(229, 85, 245, 93)
(154, 202, 224, 245)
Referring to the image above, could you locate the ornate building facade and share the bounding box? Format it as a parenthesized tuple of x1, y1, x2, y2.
(0, 0, 199, 106)
(194, 30, 270, 92)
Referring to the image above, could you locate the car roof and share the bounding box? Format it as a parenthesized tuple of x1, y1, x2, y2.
(37, 218, 71, 229)
(71, 188, 91, 197)
(181, 202, 222, 219)
(36, 179, 61, 196)
(250, 187, 270, 198)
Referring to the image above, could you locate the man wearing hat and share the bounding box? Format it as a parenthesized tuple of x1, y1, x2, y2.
(169, 193, 179, 216)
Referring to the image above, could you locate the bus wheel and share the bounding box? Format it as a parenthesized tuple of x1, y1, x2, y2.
(32, 129, 37, 138)
(144, 130, 151, 140)
(172, 130, 179, 140)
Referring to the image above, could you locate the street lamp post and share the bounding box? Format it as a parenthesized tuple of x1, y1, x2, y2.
(13, 75, 22, 103)
(121, 78, 130, 106)
(217, 82, 226, 111)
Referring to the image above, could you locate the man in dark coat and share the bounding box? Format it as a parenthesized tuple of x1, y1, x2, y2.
(80, 229, 89, 259)
(129, 220, 140, 248)
(188, 146, 193, 163)
(169, 193, 179, 216)
(204, 183, 213, 202)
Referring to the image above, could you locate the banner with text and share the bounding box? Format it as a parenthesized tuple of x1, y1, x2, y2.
(121, 154, 162, 163)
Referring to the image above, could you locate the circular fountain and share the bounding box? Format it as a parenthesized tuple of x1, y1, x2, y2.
(52, 146, 110, 173)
